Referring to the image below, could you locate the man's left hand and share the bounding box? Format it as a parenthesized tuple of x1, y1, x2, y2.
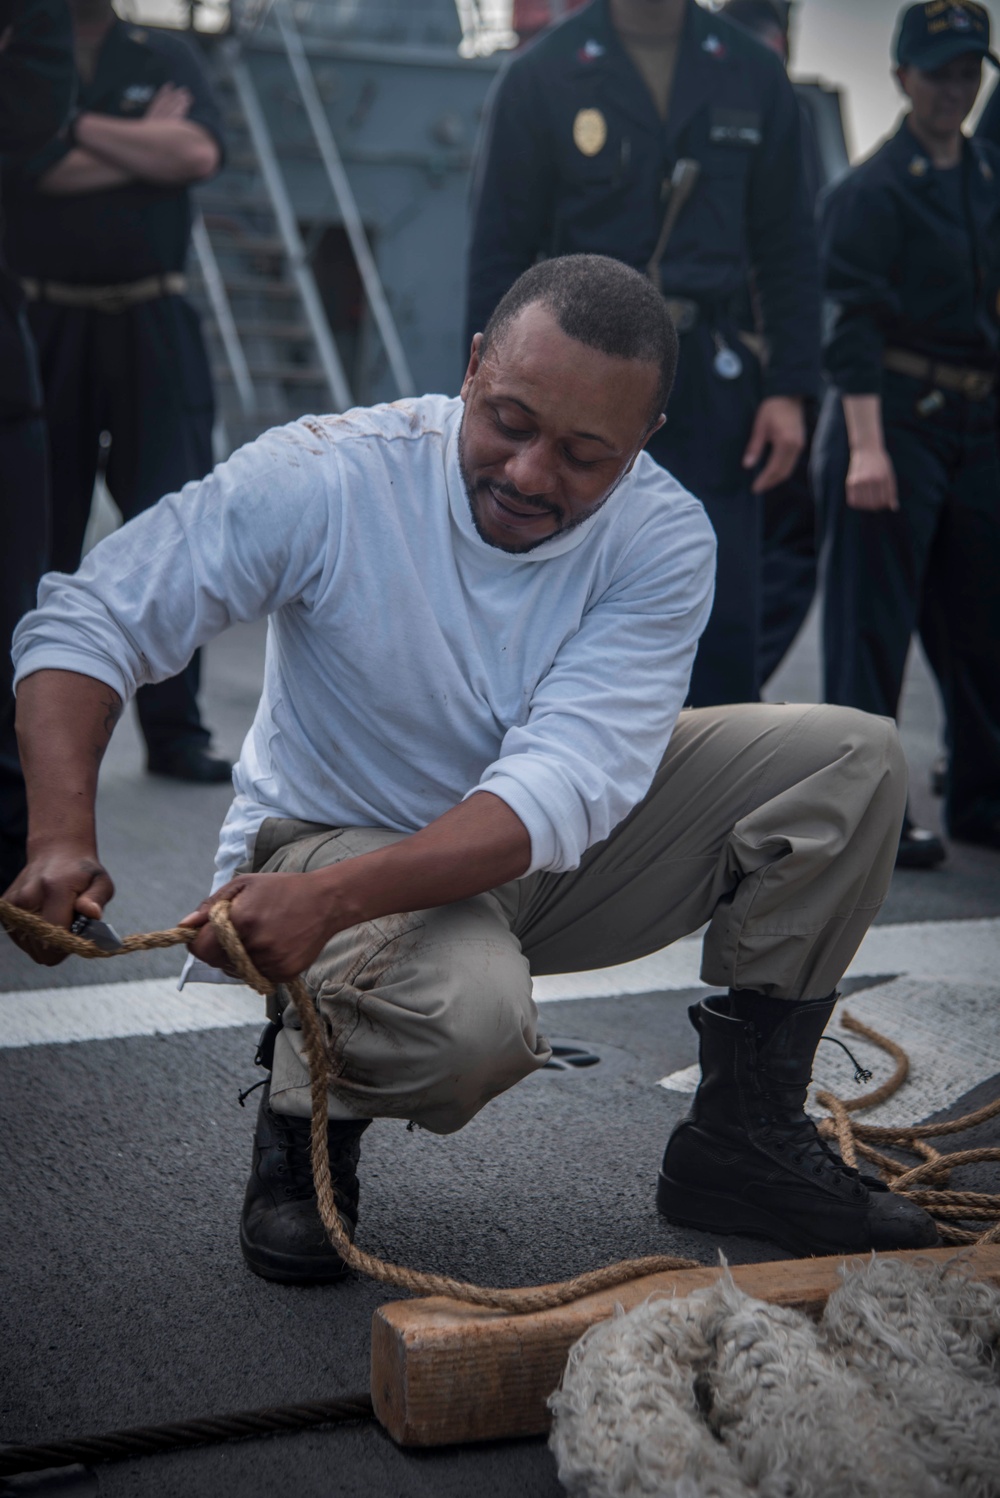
(741, 396, 806, 495)
(180, 872, 336, 984)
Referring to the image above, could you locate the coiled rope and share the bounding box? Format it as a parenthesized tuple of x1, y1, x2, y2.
(814, 1011, 1000, 1245)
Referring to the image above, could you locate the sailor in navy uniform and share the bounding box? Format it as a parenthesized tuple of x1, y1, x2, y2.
(0, 0, 75, 890)
(2, 0, 230, 782)
(465, 0, 820, 707)
(815, 0, 1000, 862)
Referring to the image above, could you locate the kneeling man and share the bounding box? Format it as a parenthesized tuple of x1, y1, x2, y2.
(6, 255, 936, 1278)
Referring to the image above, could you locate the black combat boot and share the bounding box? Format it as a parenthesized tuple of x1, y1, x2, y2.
(657, 993, 939, 1257)
(239, 1031, 370, 1284)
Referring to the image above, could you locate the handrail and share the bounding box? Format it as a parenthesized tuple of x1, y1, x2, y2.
(191, 211, 258, 419)
(273, 0, 416, 398)
(225, 41, 355, 412)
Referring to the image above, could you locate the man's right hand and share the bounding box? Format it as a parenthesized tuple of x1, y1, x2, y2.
(144, 82, 193, 121)
(845, 446, 899, 512)
(3, 845, 114, 967)
(841, 395, 898, 512)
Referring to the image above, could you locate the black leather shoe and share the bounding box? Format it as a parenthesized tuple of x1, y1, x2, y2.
(147, 744, 233, 784)
(240, 1082, 370, 1284)
(657, 994, 939, 1257)
(896, 817, 946, 869)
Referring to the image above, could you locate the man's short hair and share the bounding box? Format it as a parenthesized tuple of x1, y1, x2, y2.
(480, 254, 678, 428)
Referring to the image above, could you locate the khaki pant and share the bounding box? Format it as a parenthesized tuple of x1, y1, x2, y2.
(256, 703, 905, 1134)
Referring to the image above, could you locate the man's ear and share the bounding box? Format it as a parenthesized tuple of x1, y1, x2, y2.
(895, 64, 911, 99)
(627, 411, 666, 469)
(460, 332, 484, 402)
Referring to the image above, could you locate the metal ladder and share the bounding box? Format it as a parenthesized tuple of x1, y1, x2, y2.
(189, 8, 414, 454)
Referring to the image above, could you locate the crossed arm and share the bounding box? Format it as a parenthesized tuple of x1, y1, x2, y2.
(39, 82, 219, 195)
(6, 670, 531, 979)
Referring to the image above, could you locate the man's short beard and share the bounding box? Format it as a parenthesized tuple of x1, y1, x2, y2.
(456, 410, 612, 555)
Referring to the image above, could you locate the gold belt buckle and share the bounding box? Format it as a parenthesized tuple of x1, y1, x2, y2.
(93, 287, 132, 314)
(663, 298, 698, 334)
(963, 370, 993, 401)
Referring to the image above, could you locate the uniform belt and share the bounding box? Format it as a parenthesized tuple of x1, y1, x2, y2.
(662, 297, 768, 363)
(883, 347, 996, 401)
(20, 273, 187, 313)
(737, 330, 768, 364)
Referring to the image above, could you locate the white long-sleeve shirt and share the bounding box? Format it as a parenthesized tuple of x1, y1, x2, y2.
(13, 395, 716, 887)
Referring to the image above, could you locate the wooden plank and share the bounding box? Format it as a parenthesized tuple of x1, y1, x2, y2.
(370, 1244, 1000, 1447)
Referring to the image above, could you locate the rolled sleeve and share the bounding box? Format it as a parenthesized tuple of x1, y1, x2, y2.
(819, 176, 901, 396)
(154, 32, 226, 166)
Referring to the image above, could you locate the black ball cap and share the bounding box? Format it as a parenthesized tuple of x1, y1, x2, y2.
(894, 1, 1000, 70)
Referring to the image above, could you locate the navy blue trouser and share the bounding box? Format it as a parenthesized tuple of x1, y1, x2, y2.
(647, 321, 764, 709)
(759, 408, 818, 689)
(814, 371, 1000, 834)
(0, 412, 48, 890)
(0, 278, 49, 890)
(28, 293, 215, 757)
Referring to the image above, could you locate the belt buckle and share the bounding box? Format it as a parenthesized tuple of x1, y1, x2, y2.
(965, 371, 992, 401)
(664, 298, 697, 335)
(93, 287, 130, 314)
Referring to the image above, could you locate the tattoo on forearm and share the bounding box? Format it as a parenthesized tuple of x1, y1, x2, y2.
(101, 695, 123, 740)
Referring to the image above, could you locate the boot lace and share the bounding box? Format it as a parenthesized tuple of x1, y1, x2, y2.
(271, 1114, 320, 1198)
(756, 1087, 866, 1198)
(757, 1115, 866, 1199)
(270, 1111, 364, 1206)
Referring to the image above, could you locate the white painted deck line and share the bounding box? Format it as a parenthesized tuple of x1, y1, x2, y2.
(533, 916, 1000, 1002)
(0, 977, 260, 1049)
(0, 916, 996, 1051)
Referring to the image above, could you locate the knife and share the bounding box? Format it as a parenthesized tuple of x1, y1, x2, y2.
(70, 914, 124, 953)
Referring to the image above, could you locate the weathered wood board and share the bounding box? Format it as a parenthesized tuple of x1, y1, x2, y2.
(371, 1244, 1000, 1447)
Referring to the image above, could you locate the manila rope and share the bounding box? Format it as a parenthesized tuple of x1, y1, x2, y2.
(1, 896, 998, 1281)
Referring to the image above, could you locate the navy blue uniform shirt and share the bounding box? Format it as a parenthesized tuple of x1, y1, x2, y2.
(465, 0, 820, 400)
(2, 18, 223, 284)
(0, 0, 74, 156)
(0, 0, 74, 417)
(820, 118, 1000, 394)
